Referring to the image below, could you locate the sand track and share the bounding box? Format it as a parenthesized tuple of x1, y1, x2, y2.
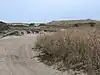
(0, 34, 60, 75)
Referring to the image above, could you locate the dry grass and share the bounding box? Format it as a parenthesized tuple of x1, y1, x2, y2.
(34, 28, 100, 75)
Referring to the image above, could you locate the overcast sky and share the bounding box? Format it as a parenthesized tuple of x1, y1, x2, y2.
(0, 0, 100, 22)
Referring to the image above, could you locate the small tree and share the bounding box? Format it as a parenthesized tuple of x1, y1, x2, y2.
(0, 21, 7, 25)
(89, 22, 96, 27)
(74, 24, 79, 27)
(29, 23, 35, 26)
(39, 23, 46, 26)
(0, 21, 8, 31)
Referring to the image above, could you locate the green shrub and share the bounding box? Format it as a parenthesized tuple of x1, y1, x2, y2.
(34, 28, 100, 75)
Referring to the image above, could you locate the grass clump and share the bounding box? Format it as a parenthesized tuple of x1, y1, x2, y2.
(34, 28, 100, 75)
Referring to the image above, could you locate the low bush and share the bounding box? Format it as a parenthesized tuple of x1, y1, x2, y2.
(34, 28, 100, 75)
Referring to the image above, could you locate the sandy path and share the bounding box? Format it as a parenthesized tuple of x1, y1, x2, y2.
(0, 34, 61, 75)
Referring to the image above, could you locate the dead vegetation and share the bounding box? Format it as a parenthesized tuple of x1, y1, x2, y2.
(34, 28, 100, 75)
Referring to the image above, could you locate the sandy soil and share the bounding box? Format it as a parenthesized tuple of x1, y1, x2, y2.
(0, 33, 86, 75)
(0, 34, 64, 75)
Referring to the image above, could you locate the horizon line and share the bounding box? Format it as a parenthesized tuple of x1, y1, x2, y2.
(0, 19, 100, 23)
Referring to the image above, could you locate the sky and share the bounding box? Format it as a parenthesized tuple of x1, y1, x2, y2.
(0, 0, 100, 22)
